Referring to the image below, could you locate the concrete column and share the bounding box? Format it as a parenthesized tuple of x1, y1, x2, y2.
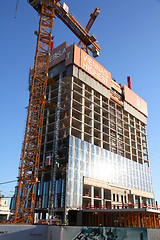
(64, 208, 69, 222)
(138, 120, 144, 165)
(125, 194, 128, 205)
(134, 118, 138, 163)
(91, 186, 94, 208)
(38, 213, 41, 221)
(144, 126, 149, 165)
(128, 113, 132, 160)
(91, 90, 94, 145)
(81, 83, 85, 140)
(101, 188, 104, 208)
(133, 194, 136, 207)
(108, 101, 111, 151)
(69, 77, 74, 136)
(139, 196, 142, 208)
(115, 103, 118, 153)
(100, 95, 103, 148)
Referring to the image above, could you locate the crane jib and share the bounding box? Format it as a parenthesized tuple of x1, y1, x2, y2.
(28, 0, 100, 53)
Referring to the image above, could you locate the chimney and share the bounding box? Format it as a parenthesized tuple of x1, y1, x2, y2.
(127, 76, 131, 89)
(51, 41, 54, 51)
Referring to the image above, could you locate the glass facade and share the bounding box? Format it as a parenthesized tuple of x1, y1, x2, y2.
(66, 135, 153, 209)
(36, 182, 49, 209)
(55, 179, 65, 208)
(36, 180, 65, 209)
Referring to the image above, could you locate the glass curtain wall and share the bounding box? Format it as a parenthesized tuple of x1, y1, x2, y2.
(66, 135, 153, 209)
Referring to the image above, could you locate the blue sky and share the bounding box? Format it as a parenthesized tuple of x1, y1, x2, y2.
(0, 0, 160, 205)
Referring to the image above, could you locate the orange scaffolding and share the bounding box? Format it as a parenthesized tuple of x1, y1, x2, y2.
(83, 209, 160, 229)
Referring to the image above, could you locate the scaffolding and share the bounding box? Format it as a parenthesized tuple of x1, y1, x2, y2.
(83, 210, 160, 229)
(48, 73, 62, 218)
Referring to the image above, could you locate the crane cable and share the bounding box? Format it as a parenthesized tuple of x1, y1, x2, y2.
(0, 180, 17, 185)
(14, 0, 19, 19)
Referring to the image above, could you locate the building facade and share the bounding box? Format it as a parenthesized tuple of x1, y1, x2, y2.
(11, 42, 154, 223)
(0, 195, 10, 223)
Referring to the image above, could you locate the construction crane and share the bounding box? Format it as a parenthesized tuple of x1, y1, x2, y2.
(77, 7, 100, 54)
(14, 0, 100, 224)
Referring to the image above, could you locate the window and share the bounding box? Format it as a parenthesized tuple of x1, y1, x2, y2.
(121, 195, 123, 203)
(117, 194, 119, 202)
(94, 187, 101, 198)
(113, 194, 115, 201)
(104, 189, 111, 200)
(124, 196, 127, 203)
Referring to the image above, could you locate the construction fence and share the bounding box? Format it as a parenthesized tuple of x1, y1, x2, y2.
(0, 225, 160, 240)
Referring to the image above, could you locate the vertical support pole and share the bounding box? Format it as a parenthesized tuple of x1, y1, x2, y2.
(94, 213, 97, 226)
(101, 212, 104, 226)
(69, 77, 74, 135)
(134, 117, 138, 163)
(124, 213, 127, 227)
(153, 213, 156, 229)
(128, 213, 131, 228)
(91, 89, 94, 144)
(100, 95, 103, 148)
(119, 213, 122, 227)
(88, 212, 91, 226)
(131, 212, 134, 227)
(149, 214, 152, 228)
(98, 212, 100, 226)
(91, 212, 94, 226)
(137, 212, 141, 228)
(142, 213, 145, 228)
(81, 83, 85, 140)
(128, 113, 132, 160)
(101, 188, 104, 208)
(133, 194, 136, 207)
(91, 186, 94, 208)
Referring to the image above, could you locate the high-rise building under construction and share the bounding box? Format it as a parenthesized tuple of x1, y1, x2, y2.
(11, 41, 155, 226)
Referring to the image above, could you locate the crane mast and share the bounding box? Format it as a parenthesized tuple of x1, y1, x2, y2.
(14, 0, 100, 224)
(14, 1, 56, 224)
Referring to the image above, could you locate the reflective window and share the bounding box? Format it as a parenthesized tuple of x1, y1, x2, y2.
(66, 135, 153, 209)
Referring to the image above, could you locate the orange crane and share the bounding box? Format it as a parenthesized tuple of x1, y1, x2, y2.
(77, 7, 100, 55)
(14, 0, 100, 224)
